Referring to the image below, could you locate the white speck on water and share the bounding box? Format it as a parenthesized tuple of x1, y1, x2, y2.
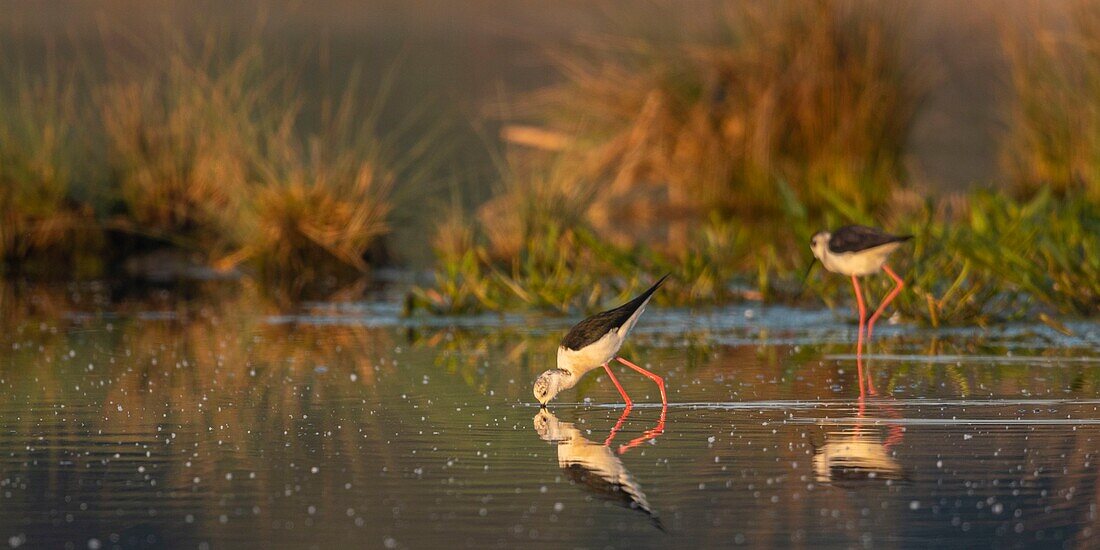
(553, 502, 563, 512)
(383, 537, 397, 549)
(910, 501, 920, 510)
(87, 539, 101, 550)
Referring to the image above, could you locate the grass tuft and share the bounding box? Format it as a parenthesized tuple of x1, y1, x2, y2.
(0, 58, 102, 275)
(1003, 0, 1100, 201)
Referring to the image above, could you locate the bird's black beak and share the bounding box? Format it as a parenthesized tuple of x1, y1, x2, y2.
(798, 258, 819, 298)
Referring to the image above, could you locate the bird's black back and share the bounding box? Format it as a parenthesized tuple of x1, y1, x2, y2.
(828, 225, 912, 254)
(560, 274, 669, 351)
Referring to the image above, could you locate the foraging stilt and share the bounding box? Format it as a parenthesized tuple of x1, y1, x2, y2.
(533, 275, 670, 407)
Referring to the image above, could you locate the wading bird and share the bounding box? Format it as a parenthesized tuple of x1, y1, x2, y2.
(533, 274, 669, 407)
(809, 225, 911, 348)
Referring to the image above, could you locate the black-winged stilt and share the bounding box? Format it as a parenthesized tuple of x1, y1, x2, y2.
(533, 274, 669, 407)
(809, 225, 911, 348)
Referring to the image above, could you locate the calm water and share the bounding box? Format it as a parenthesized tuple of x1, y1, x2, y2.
(1, 285, 1099, 548)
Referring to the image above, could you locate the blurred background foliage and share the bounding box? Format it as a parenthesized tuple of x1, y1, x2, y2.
(0, 0, 1098, 323)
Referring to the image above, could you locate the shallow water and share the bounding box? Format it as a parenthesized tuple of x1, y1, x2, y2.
(1, 288, 1098, 548)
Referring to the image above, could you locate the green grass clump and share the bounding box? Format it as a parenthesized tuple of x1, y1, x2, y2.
(410, 162, 795, 315)
(863, 191, 1100, 326)
(956, 191, 1099, 317)
(414, 175, 1100, 323)
(1003, 0, 1100, 201)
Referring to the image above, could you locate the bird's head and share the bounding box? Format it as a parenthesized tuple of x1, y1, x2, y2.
(809, 230, 831, 261)
(533, 368, 572, 405)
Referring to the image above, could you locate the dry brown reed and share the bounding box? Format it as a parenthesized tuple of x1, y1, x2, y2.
(1002, 0, 1100, 201)
(0, 60, 101, 269)
(515, 0, 923, 243)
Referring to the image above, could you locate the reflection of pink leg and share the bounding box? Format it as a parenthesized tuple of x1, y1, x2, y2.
(617, 402, 666, 455)
(872, 399, 904, 448)
(602, 363, 633, 407)
(868, 264, 904, 341)
(616, 357, 667, 405)
(865, 360, 877, 396)
(852, 276, 868, 398)
(603, 404, 634, 447)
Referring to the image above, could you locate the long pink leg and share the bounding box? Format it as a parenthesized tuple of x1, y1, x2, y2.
(867, 264, 905, 341)
(852, 275, 868, 397)
(602, 363, 633, 407)
(615, 357, 667, 406)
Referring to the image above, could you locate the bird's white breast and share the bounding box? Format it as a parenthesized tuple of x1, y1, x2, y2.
(557, 331, 624, 377)
(821, 242, 902, 276)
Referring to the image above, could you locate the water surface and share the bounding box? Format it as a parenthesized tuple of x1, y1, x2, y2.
(1, 286, 1098, 548)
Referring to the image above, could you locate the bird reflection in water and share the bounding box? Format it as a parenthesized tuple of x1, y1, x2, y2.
(813, 356, 907, 484)
(533, 408, 664, 531)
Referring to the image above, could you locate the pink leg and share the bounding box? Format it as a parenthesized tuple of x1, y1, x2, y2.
(602, 363, 633, 407)
(852, 275, 868, 397)
(615, 357, 667, 406)
(867, 264, 905, 341)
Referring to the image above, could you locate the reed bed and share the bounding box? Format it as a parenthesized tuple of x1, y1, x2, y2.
(517, 0, 922, 235)
(412, 171, 1100, 324)
(0, 61, 102, 275)
(411, 0, 1099, 324)
(2, 3, 1098, 323)
(1, 28, 405, 292)
(1003, 0, 1100, 201)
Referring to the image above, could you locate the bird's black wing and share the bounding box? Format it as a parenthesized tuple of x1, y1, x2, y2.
(828, 225, 912, 254)
(561, 274, 669, 351)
